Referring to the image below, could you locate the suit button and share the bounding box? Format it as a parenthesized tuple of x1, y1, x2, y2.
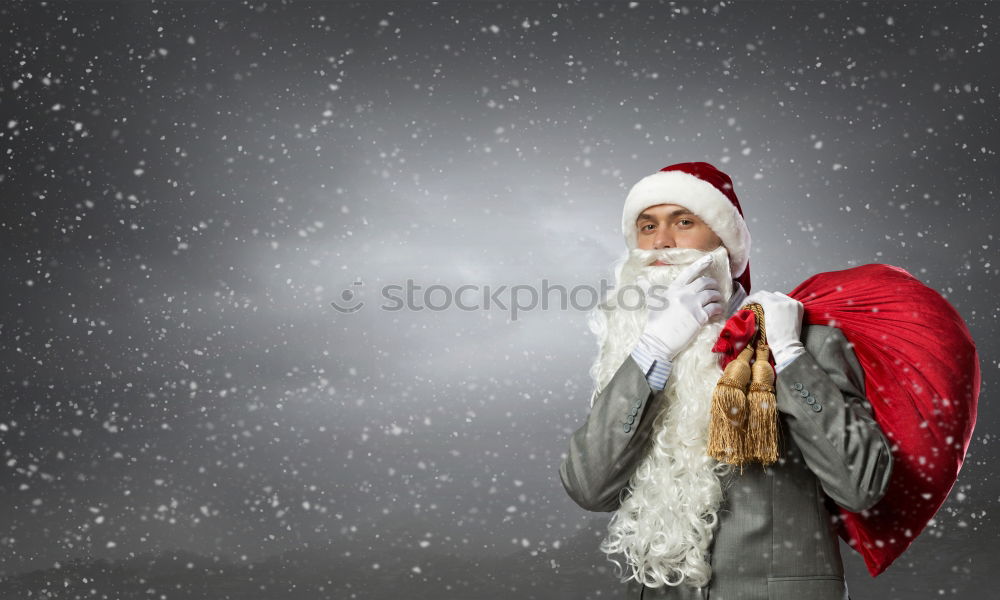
(805, 396, 816, 405)
(812, 404, 822, 412)
(623, 423, 632, 433)
(633, 398, 643, 408)
(626, 415, 636, 424)
(629, 406, 639, 416)
(792, 383, 803, 391)
(799, 390, 809, 397)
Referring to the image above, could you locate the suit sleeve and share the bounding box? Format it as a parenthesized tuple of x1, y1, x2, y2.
(775, 325, 894, 513)
(558, 355, 661, 512)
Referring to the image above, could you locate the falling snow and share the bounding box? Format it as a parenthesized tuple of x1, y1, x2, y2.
(1, 1, 996, 599)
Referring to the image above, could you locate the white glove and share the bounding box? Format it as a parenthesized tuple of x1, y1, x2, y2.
(632, 254, 723, 362)
(743, 290, 806, 369)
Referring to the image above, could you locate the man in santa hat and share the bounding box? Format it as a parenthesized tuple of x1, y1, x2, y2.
(558, 162, 894, 599)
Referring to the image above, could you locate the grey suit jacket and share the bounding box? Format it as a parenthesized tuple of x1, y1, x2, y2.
(558, 324, 894, 600)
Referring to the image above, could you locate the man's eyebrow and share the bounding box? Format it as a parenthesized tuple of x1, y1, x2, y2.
(637, 208, 694, 222)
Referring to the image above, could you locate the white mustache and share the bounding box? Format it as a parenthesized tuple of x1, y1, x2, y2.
(630, 247, 710, 267)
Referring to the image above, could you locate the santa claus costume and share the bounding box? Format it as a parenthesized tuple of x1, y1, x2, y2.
(560, 162, 895, 600)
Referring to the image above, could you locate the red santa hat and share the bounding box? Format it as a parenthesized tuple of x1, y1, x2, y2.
(622, 161, 752, 293)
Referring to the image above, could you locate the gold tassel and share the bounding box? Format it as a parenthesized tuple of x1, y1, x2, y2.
(746, 342, 778, 465)
(708, 344, 754, 472)
(708, 302, 781, 470)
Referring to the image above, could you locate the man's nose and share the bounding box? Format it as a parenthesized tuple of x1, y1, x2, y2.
(654, 228, 674, 249)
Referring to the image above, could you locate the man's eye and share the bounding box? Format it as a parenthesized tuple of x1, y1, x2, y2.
(641, 224, 654, 231)
(678, 219, 694, 226)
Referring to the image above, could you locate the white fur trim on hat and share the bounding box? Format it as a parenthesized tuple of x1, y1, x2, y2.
(621, 170, 751, 278)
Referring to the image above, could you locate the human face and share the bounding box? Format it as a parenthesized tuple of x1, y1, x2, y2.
(635, 203, 723, 265)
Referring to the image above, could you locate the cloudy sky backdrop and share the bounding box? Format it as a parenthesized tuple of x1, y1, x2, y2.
(2, 1, 996, 598)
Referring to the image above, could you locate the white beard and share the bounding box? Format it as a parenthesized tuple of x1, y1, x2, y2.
(587, 244, 739, 589)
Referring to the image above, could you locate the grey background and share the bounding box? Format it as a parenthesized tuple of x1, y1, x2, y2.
(1, 1, 996, 598)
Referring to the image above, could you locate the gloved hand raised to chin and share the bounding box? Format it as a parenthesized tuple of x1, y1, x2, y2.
(743, 290, 806, 373)
(631, 254, 724, 363)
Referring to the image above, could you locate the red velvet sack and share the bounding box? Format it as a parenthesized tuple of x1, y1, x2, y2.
(714, 264, 981, 576)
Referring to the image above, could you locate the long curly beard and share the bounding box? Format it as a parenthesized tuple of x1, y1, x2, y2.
(587, 245, 736, 589)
